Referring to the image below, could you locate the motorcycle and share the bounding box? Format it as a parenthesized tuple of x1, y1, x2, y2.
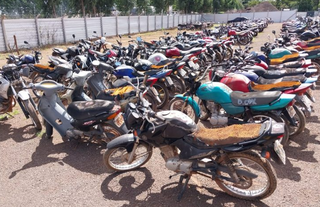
(25, 79, 128, 143)
(168, 67, 296, 145)
(0, 64, 42, 130)
(103, 76, 286, 201)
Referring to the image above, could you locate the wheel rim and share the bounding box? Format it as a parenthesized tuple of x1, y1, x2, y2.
(169, 99, 196, 121)
(218, 157, 270, 197)
(107, 145, 151, 171)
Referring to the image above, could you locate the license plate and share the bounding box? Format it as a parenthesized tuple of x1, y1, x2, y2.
(165, 77, 174, 86)
(193, 63, 200, 70)
(179, 69, 187, 77)
(287, 105, 296, 118)
(188, 60, 196, 69)
(274, 140, 286, 165)
(114, 113, 124, 127)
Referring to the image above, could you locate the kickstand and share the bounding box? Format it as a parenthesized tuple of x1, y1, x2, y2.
(177, 174, 190, 202)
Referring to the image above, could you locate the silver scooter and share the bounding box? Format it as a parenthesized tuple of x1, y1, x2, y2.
(26, 80, 128, 143)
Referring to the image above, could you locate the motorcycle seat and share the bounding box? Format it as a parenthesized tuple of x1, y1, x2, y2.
(180, 47, 202, 56)
(281, 61, 304, 68)
(33, 64, 55, 72)
(49, 56, 69, 65)
(250, 81, 301, 91)
(133, 70, 159, 77)
(67, 100, 115, 120)
(194, 123, 262, 146)
(92, 50, 108, 57)
(53, 48, 66, 54)
(230, 91, 282, 106)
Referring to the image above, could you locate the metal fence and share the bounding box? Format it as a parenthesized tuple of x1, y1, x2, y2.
(202, 10, 298, 24)
(0, 14, 201, 52)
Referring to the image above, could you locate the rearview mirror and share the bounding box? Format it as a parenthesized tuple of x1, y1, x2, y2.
(72, 34, 75, 39)
(24, 41, 29, 44)
(93, 31, 97, 33)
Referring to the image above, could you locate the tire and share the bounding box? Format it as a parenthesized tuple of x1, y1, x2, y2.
(215, 151, 277, 200)
(224, 47, 233, 60)
(103, 142, 153, 173)
(100, 124, 123, 143)
(153, 82, 169, 109)
(238, 36, 250, 45)
(168, 75, 186, 98)
(23, 99, 42, 130)
(168, 97, 199, 123)
(143, 93, 158, 111)
(215, 51, 223, 63)
(246, 112, 290, 146)
(32, 75, 46, 98)
(287, 105, 306, 137)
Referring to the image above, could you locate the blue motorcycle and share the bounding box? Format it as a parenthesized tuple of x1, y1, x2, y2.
(168, 67, 296, 145)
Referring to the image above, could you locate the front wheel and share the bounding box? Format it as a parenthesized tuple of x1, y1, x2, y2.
(103, 142, 153, 173)
(168, 97, 199, 123)
(23, 100, 42, 130)
(153, 82, 169, 109)
(168, 75, 186, 98)
(215, 151, 277, 200)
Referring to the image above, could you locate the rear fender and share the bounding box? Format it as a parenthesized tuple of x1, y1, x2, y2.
(174, 95, 200, 117)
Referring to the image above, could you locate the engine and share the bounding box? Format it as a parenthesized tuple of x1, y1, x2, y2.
(206, 101, 228, 126)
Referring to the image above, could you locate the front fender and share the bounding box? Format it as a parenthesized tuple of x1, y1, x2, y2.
(107, 133, 135, 151)
(174, 94, 200, 117)
(17, 90, 31, 101)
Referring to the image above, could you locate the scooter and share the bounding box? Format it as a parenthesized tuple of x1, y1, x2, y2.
(26, 80, 128, 143)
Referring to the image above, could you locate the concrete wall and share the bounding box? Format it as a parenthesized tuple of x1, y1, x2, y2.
(0, 14, 201, 52)
(202, 10, 298, 23)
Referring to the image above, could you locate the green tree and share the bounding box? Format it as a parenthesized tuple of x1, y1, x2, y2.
(247, 0, 260, 7)
(136, 0, 150, 14)
(115, 0, 135, 15)
(151, 0, 174, 13)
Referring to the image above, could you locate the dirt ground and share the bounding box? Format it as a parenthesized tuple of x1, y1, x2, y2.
(2, 23, 320, 207)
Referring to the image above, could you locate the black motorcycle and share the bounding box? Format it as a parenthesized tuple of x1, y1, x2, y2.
(103, 76, 287, 201)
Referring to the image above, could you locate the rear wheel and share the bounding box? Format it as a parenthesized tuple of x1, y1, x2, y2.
(168, 75, 186, 98)
(100, 124, 123, 143)
(103, 142, 153, 173)
(215, 151, 277, 200)
(23, 99, 42, 130)
(287, 105, 306, 137)
(168, 97, 199, 123)
(246, 112, 289, 146)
